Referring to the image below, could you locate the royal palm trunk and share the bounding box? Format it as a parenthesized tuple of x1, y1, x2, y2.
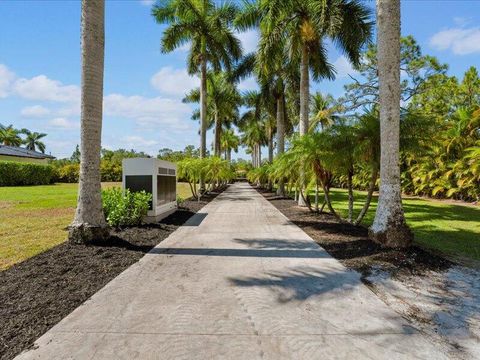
(69, 0, 108, 244)
(298, 44, 310, 206)
(369, 0, 413, 247)
(214, 112, 221, 156)
(199, 56, 207, 191)
(276, 95, 286, 196)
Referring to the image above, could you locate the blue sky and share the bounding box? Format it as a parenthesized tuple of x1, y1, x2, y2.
(1, 0, 479, 159)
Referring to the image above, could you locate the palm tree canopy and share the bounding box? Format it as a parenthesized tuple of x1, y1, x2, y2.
(183, 71, 241, 130)
(153, 0, 242, 74)
(240, 0, 372, 81)
(23, 130, 47, 153)
(0, 124, 23, 147)
(309, 92, 340, 131)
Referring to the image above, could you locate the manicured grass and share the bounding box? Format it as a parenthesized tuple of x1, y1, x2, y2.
(0, 182, 193, 270)
(306, 188, 480, 263)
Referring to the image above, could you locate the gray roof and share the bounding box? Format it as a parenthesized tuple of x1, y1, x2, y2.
(0, 145, 55, 159)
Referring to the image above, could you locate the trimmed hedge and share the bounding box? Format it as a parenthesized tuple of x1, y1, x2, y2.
(52, 161, 122, 183)
(0, 161, 55, 186)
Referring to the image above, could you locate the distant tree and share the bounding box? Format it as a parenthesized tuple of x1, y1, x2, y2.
(22, 130, 47, 153)
(158, 145, 202, 162)
(342, 35, 448, 112)
(70, 145, 81, 163)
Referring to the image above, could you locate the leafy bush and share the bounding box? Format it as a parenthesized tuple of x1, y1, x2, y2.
(100, 160, 122, 182)
(0, 161, 55, 186)
(55, 163, 80, 183)
(102, 187, 152, 227)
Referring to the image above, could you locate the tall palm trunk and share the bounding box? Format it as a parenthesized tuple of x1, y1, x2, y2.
(227, 148, 232, 162)
(199, 55, 207, 192)
(369, 0, 412, 247)
(214, 112, 221, 156)
(299, 44, 310, 135)
(268, 129, 274, 190)
(298, 44, 310, 206)
(268, 129, 273, 163)
(69, 0, 108, 244)
(276, 95, 286, 196)
(257, 143, 262, 167)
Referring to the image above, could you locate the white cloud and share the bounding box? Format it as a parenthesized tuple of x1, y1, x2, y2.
(150, 67, 199, 97)
(139, 0, 154, 6)
(332, 56, 357, 78)
(13, 75, 80, 102)
(104, 93, 192, 130)
(48, 117, 80, 129)
(430, 26, 480, 55)
(0, 64, 15, 98)
(20, 105, 51, 118)
(237, 29, 259, 54)
(121, 135, 158, 147)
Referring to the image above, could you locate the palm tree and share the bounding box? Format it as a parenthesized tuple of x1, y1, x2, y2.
(183, 72, 241, 157)
(369, 0, 413, 247)
(22, 130, 47, 153)
(240, 117, 267, 168)
(220, 129, 239, 162)
(0, 124, 23, 146)
(69, 0, 109, 244)
(309, 92, 338, 132)
(259, 0, 372, 136)
(257, 0, 372, 205)
(153, 0, 242, 189)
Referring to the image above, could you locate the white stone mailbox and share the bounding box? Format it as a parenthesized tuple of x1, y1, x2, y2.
(122, 158, 177, 222)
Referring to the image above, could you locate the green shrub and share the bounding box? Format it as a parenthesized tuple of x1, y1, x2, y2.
(55, 163, 80, 183)
(0, 161, 55, 186)
(102, 187, 152, 227)
(100, 160, 122, 182)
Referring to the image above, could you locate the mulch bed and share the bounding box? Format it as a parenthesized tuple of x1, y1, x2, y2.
(0, 189, 224, 360)
(257, 188, 453, 278)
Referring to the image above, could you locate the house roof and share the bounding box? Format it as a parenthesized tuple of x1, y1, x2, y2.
(0, 145, 55, 159)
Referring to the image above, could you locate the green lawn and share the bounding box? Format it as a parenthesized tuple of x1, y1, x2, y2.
(305, 188, 480, 263)
(0, 182, 193, 270)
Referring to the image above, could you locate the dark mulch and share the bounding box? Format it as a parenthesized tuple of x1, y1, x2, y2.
(0, 189, 223, 360)
(257, 188, 453, 278)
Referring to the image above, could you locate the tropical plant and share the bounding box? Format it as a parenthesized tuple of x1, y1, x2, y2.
(153, 0, 242, 190)
(69, 0, 109, 244)
(183, 71, 241, 156)
(0, 124, 23, 147)
(220, 129, 239, 162)
(22, 130, 47, 153)
(309, 92, 339, 131)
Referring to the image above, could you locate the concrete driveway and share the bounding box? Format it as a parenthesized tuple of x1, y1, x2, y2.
(17, 183, 450, 359)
